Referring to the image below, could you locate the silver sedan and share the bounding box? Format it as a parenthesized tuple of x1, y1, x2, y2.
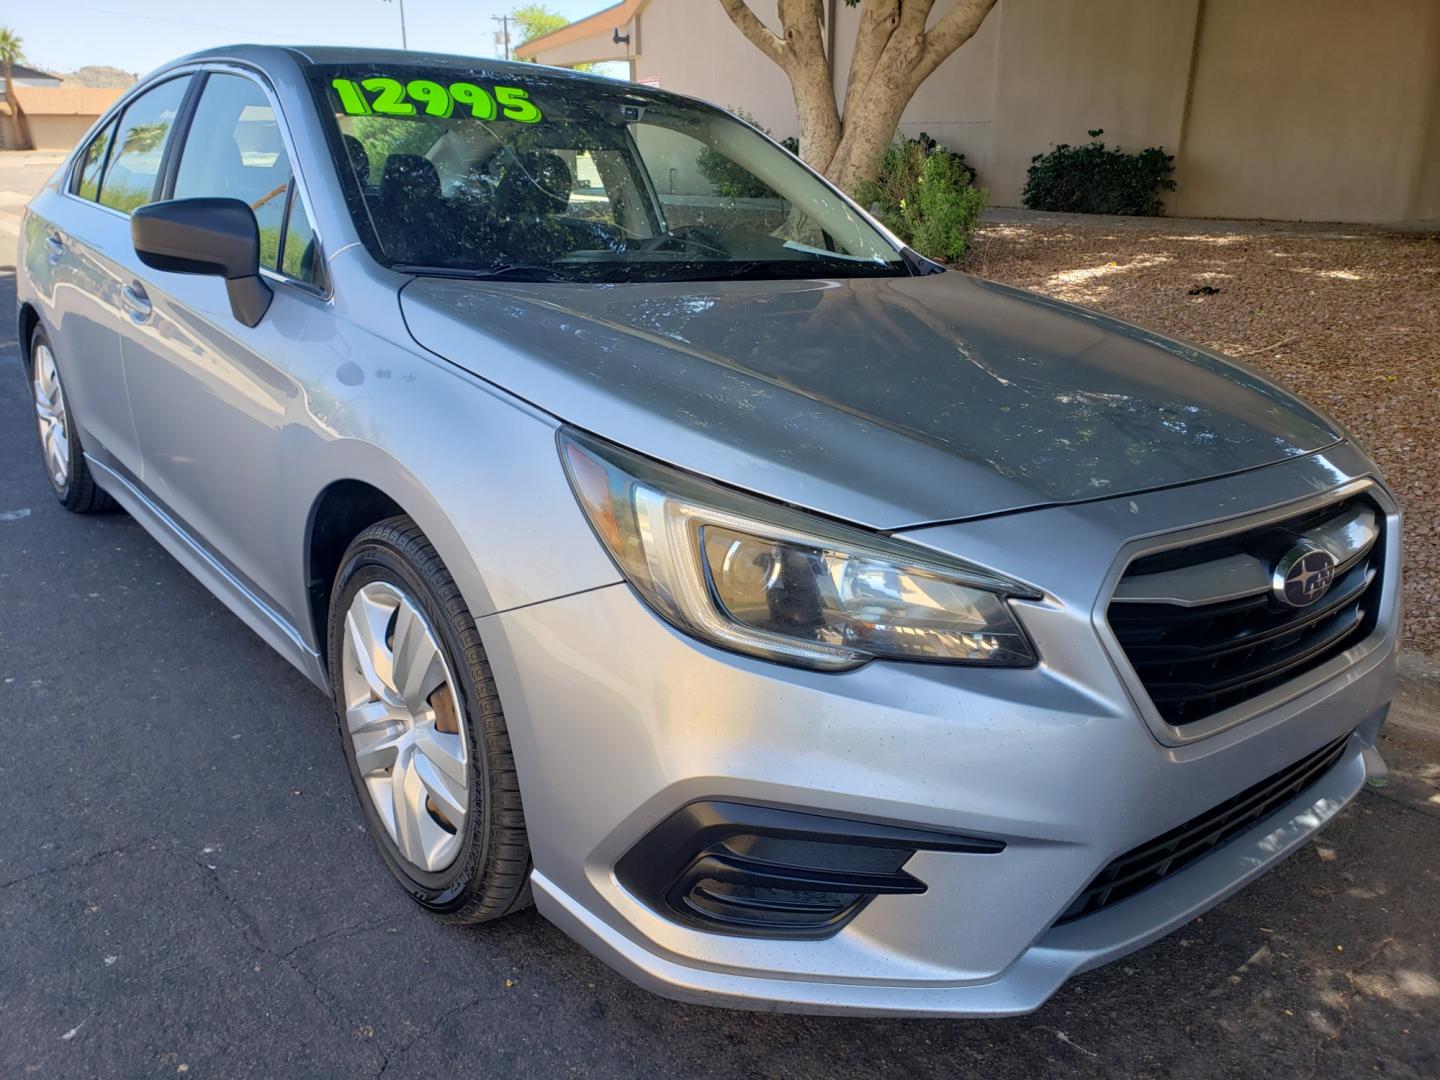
(15, 44, 1399, 1016)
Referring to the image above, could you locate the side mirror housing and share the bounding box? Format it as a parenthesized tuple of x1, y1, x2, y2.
(132, 197, 273, 327)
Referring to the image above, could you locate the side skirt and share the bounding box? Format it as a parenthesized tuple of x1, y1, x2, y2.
(86, 453, 329, 691)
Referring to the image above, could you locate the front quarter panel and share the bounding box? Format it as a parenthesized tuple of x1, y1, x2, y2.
(271, 246, 622, 658)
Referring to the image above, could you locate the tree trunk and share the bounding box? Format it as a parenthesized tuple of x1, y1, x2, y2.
(779, 0, 843, 168)
(788, 43, 841, 168)
(718, 0, 998, 191)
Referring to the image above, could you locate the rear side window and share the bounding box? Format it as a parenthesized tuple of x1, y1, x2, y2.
(98, 77, 191, 213)
(73, 120, 117, 201)
(173, 73, 320, 282)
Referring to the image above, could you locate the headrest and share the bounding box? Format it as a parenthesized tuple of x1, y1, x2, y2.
(380, 153, 441, 204)
(493, 150, 571, 218)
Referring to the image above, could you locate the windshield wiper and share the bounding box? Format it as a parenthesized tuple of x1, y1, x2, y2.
(662, 259, 906, 282)
(392, 262, 571, 283)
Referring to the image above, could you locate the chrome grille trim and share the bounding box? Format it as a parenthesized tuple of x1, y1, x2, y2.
(1092, 478, 1400, 746)
(1113, 504, 1378, 607)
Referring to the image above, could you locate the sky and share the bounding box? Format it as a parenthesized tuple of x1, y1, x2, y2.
(5, 0, 612, 78)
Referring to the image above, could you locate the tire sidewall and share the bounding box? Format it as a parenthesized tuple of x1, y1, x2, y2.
(327, 534, 492, 913)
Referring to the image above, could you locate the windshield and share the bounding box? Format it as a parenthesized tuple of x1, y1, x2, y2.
(309, 63, 907, 283)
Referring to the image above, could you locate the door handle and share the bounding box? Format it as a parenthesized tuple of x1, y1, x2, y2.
(121, 282, 152, 322)
(45, 233, 65, 262)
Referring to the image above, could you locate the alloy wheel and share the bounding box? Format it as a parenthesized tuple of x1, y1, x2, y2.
(341, 581, 470, 873)
(32, 344, 70, 492)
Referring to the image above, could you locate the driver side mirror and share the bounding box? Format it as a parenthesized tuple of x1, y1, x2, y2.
(132, 197, 273, 327)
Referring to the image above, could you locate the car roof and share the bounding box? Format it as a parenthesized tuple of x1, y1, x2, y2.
(157, 43, 615, 87)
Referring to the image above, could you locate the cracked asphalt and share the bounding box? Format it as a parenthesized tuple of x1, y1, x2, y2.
(2, 265, 1439, 1079)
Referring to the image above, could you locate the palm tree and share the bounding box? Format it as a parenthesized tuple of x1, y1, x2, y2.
(0, 27, 33, 150)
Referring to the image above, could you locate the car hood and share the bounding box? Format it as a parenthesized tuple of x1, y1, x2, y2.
(400, 272, 1341, 529)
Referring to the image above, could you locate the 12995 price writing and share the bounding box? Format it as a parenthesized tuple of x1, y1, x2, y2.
(331, 77, 543, 123)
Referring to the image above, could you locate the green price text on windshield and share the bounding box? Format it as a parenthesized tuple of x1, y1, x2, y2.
(331, 77, 543, 123)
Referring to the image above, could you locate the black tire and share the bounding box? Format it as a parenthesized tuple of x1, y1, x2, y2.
(29, 325, 116, 514)
(327, 515, 533, 923)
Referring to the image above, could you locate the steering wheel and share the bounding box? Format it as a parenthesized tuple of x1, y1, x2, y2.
(637, 225, 730, 258)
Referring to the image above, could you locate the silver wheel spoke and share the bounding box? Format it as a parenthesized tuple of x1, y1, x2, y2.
(341, 581, 470, 873)
(32, 346, 70, 489)
(390, 748, 430, 865)
(350, 716, 408, 776)
(354, 732, 408, 777)
(412, 727, 468, 823)
(346, 698, 396, 735)
(390, 601, 446, 714)
(345, 602, 395, 702)
(47, 425, 69, 486)
(34, 384, 59, 421)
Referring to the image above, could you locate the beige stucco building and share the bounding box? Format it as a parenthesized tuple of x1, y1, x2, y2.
(519, 0, 1440, 225)
(0, 86, 125, 151)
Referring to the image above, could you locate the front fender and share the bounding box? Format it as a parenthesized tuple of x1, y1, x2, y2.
(277, 343, 621, 657)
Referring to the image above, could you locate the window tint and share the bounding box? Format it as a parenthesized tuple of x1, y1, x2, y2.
(566, 150, 615, 225)
(311, 65, 902, 282)
(631, 123, 788, 235)
(174, 74, 289, 271)
(73, 120, 117, 201)
(173, 73, 319, 279)
(98, 77, 191, 213)
(280, 187, 320, 283)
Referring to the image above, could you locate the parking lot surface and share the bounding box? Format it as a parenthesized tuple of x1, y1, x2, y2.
(3, 266, 1439, 1077)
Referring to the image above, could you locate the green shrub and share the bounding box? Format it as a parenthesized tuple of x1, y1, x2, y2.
(907, 131, 976, 186)
(906, 153, 987, 262)
(1022, 129, 1176, 216)
(855, 133, 985, 262)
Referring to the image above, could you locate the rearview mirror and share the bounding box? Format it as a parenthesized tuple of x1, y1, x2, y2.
(132, 197, 273, 327)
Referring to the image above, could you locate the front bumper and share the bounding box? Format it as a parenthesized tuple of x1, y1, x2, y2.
(537, 728, 1382, 1016)
(478, 445, 1399, 1016)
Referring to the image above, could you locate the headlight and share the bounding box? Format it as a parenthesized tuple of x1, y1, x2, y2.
(559, 429, 1039, 671)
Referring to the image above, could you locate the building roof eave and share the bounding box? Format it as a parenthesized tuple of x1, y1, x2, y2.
(514, 0, 650, 60)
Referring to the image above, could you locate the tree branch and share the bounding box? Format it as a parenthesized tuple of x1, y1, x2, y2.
(913, 0, 997, 88)
(777, 0, 843, 168)
(841, 0, 901, 121)
(717, 0, 789, 68)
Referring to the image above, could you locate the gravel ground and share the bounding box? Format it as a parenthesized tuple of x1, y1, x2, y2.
(969, 214, 1440, 658)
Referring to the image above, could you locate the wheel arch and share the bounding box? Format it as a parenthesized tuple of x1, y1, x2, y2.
(291, 396, 619, 680)
(303, 478, 407, 671)
(17, 301, 41, 375)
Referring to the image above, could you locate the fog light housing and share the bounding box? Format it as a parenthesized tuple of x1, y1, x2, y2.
(615, 802, 1004, 939)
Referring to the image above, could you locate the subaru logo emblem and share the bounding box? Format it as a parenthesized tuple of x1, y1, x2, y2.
(1272, 543, 1336, 608)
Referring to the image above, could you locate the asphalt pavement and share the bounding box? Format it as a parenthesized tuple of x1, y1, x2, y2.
(2, 265, 1439, 1078)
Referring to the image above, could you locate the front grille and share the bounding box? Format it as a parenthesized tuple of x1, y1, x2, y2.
(1108, 496, 1384, 728)
(1057, 731, 1352, 923)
